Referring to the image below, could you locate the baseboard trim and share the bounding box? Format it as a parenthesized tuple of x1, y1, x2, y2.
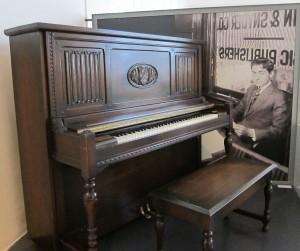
(6, 232, 28, 251)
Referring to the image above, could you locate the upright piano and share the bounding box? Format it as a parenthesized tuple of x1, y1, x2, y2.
(5, 23, 231, 250)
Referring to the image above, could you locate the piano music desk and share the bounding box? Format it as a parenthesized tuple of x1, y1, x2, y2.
(150, 156, 276, 251)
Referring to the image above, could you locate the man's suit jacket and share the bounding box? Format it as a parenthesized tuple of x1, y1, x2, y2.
(233, 83, 289, 142)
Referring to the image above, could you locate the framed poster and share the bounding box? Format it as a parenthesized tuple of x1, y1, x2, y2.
(213, 9, 296, 178)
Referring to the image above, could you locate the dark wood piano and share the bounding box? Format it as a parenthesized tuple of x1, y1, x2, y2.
(5, 23, 230, 250)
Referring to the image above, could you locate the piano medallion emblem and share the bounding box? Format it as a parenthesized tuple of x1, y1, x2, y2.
(127, 63, 158, 88)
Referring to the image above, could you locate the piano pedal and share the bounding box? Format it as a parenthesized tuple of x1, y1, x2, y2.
(140, 203, 155, 219)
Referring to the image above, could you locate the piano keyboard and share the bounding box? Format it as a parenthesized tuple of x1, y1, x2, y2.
(115, 113, 218, 144)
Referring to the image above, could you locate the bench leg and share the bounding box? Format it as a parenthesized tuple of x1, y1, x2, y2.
(155, 206, 165, 251)
(262, 180, 273, 232)
(202, 230, 214, 251)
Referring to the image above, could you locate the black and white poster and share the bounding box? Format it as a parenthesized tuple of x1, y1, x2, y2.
(215, 9, 296, 177)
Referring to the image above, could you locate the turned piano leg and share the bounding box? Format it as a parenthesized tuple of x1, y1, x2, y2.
(202, 229, 214, 251)
(83, 177, 98, 250)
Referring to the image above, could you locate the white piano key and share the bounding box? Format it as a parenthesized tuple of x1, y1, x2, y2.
(115, 113, 219, 144)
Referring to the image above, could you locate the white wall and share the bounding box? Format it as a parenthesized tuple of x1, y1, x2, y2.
(1, 0, 299, 250)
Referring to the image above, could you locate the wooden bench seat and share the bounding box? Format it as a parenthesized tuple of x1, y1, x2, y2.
(150, 155, 276, 251)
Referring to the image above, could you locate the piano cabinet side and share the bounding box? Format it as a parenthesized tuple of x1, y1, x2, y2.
(54, 130, 99, 249)
(8, 32, 60, 249)
(8, 31, 99, 250)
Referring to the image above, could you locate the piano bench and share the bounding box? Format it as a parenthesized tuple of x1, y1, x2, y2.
(149, 156, 276, 251)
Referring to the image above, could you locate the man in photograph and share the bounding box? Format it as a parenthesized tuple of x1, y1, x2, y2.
(232, 57, 290, 164)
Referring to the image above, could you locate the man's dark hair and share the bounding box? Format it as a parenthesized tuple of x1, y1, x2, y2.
(251, 58, 274, 73)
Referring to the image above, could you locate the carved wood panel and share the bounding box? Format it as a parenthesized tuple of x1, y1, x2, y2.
(64, 50, 105, 106)
(175, 53, 196, 96)
(47, 32, 201, 117)
(47, 31, 107, 117)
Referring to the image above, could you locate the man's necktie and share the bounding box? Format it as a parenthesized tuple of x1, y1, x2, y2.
(250, 86, 261, 105)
